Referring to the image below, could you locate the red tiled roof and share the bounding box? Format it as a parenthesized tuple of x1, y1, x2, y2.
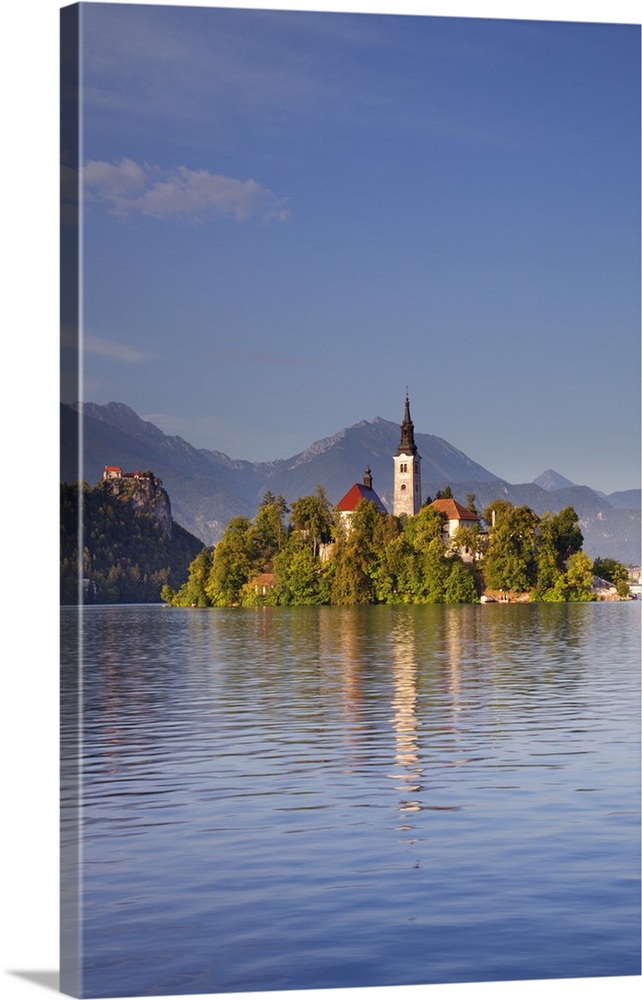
(429, 498, 480, 522)
(104, 465, 121, 473)
(336, 483, 388, 514)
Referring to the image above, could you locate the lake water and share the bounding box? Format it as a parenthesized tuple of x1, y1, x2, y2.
(61, 602, 640, 997)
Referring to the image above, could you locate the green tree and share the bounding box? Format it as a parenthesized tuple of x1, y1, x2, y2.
(372, 531, 411, 602)
(253, 492, 290, 567)
(403, 504, 444, 550)
(534, 512, 564, 595)
(543, 551, 595, 601)
(534, 507, 584, 599)
(465, 492, 479, 516)
(271, 538, 332, 605)
(483, 501, 537, 593)
(350, 497, 384, 539)
(552, 506, 583, 559)
(564, 552, 595, 600)
(422, 537, 451, 602)
(369, 514, 404, 602)
(397, 505, 450, 602)
(290, 486, 334, 556)
(445, 560, 479, 603)
(205, 516, 258, 605)
(331, 532, 376, 604)
(330, 499, 384, 604)
(450, 523, 485, 562)
(593, 557, 630, 598)
(170, 547, 213, 606)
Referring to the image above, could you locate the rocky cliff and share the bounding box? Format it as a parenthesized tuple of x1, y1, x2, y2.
(102, 471, 173, 539)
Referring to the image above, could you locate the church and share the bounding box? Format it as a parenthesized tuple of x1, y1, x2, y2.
(336, 393, 423, 521)
(335, 465, 388, 529)
(335, 394, 480, 547)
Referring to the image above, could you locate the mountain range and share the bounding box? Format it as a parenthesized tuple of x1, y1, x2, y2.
(61, 401, 641, 565)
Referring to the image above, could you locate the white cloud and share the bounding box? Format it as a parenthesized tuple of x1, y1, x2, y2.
(209, 349, 316, 366)
(83, 330, 154, 364)
(82, 159, 290, 224)
(83, 157, 147, 199)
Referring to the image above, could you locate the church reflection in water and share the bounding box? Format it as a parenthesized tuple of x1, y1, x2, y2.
(387, 608, 472, 831)
(389, 619, 424, 821)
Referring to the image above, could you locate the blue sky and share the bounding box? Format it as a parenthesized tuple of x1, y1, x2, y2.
(62, 0, 640, 492)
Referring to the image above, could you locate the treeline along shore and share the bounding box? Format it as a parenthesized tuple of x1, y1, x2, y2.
(161, 487, 632, 607)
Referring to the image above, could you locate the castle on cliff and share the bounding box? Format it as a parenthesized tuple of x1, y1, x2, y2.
(101, 466, 173, 538)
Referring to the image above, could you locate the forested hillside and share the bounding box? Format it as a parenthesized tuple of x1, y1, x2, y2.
(61, 481, 204, 604)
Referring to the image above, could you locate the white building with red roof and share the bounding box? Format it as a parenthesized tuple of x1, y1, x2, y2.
(429, 497, 482, 561)
(336, 466, 388, 529)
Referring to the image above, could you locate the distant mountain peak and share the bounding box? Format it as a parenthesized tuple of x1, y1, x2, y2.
(533, 469, 576, 492)
(60, 401, 641, 563)
(289, 427, 349, 467)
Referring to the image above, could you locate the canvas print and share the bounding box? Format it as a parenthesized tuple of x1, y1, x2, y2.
(60, 2, 641, 998)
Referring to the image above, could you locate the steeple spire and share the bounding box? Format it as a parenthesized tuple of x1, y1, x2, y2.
(396, 392, 418, 456)
(393, 391, 422, 517)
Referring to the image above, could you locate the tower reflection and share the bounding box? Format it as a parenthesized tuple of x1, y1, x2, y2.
(389, 618, 424, 823)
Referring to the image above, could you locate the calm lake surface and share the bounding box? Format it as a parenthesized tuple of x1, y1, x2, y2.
(61, 602, 640, 997)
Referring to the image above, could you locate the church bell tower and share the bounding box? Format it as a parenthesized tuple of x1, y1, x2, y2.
(393, 393, 422, 517)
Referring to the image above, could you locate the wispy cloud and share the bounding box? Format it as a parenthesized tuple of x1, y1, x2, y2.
(209, 350, 317, 367)
(81, 6, 356, 125)
(82, 159, 290, 224)
(80, 5, 511, 149)
(83, 330, 154, 364)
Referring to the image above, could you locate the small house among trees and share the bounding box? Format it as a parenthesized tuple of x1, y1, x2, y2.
(428, 498, 482, 561)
